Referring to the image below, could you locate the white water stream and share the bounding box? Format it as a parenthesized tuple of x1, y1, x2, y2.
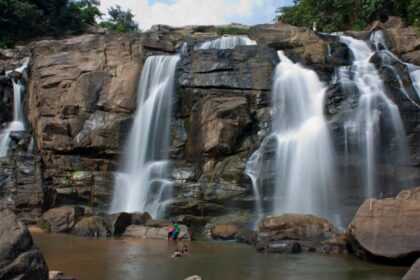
(246, 51, 336, 225)
(0, 59, 29, 157)
(199, 36, 256, 49)
(111, 55, 180, 217)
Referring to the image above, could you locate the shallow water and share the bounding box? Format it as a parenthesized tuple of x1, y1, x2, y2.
(33, 233, 407, 280)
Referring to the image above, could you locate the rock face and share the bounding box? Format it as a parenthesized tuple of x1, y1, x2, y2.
(0, 23, 418, 231)
(256, 214, 345, 254)
(0, 206, 49, 280)
(347, 187, 420, 263)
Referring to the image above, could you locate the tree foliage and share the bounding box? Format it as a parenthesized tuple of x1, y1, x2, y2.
(99, 5, 139, 34)
(0, 0, 102, 48)
(276, 0, 420, 32)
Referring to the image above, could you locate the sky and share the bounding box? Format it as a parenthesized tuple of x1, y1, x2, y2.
(99, 0, 294, 30)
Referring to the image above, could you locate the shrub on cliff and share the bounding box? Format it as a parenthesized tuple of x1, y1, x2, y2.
(99, 5, 139, 34)
(276, 0, 420, 32)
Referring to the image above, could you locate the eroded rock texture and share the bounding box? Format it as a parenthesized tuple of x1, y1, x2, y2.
(0, 23, 418, 227)
(347, 187, 420, 264)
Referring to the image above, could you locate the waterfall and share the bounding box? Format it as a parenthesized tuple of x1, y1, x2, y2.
(246, 51, 336, 225)
(369, 30, 420, 103)
(338, 34, 408, 198)
(199, 36, 256, 49)
(0, 59, 29, 157)
(111, 55, 180, 217)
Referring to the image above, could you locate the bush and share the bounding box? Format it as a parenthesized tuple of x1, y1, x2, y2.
(99, 5, 139, 34)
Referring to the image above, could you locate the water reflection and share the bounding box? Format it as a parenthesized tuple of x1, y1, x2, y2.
(32, 233, 407, 280)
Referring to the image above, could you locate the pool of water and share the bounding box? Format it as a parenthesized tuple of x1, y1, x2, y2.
(32, 233, 408, 280)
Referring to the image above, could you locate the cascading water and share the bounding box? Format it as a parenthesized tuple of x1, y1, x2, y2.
(369, 30, 420, 103)
(0, 59, 29, 157)
(199, 36, 256, 49)
(110, 55, 180, 217)
(338, 34, 409, 198)
(246, 51, 336, 225)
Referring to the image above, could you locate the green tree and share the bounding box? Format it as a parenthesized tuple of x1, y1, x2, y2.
(276, 0, 418, 32)
(100, 5, 139, 34)
(407, 0, 420, 26)
(0, 0, 43, 47)
(0, 0, 102, 48)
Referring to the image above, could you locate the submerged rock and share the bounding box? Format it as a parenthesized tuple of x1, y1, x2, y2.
(346, 187, 420, 264)
(256, 214, 344, 254)
(0, 206, 49, 280)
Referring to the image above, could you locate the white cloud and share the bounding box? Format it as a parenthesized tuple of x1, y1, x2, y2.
(99, 0, 279, 30)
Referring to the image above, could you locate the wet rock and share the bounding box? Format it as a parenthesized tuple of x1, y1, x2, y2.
(211, 223, 240, 240)
(71, 215, 111, 237)
(41, 206, 85, 233)
(175, 215, 207, 227)
(145, 219, 172, 227)
(235, 228, 257, 245)
(131, 212, 152, 225)
(107, 212, 132, 235)
(0, 75, 13, 124)
(403, 258, 420, 280)
(123, 224, 190, 240)
(346, 187, 420, 264)
(256, 214, 340, 254)
(0, 206, 49, 280)
(387, 27, 420, 58)
(166, 198, 226, 216)
(49, 271, 75, 280)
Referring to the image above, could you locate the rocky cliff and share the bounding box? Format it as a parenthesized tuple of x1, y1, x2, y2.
(0, 23, 419, 224)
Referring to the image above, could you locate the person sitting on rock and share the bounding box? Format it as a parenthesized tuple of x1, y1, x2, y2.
(167, 224, 174, 240)
(171, 223, 180, 240)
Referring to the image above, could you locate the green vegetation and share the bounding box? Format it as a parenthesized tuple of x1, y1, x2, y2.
(216, 27, 249, 36)
(0, 0, 138, 48)
(37, 218, 51, 232)
(276, 0, 420, 32)
(99, 5, 138, 34)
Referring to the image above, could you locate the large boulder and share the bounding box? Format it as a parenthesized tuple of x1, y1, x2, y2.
(0, 206, 49, 280)
(249, 22, 327, 65)
(346, 187, 420, 263)
(123, 224, 190, 240)
(256, 214, 344, 254)
(71, 215, 110, 237)
(403, 258, 420, 280)
(211, 223, 240, 240)
(41, 206, 85, 233)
